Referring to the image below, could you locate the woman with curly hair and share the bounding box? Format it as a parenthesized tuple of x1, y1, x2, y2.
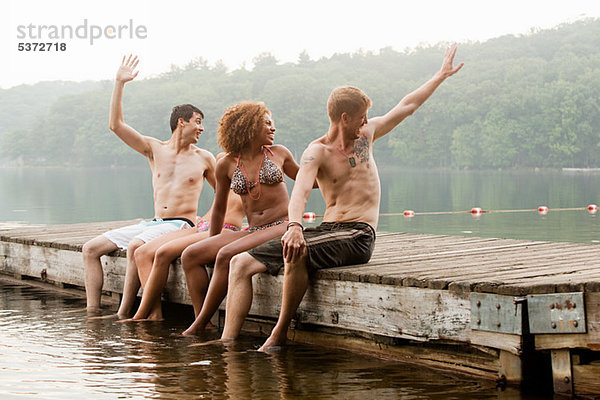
(177, 101, 305, 334)
(126, 101, 303, 329)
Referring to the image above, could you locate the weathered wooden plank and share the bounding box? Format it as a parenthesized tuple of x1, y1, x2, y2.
(249, 274, 472, 343)
(573, 362, 600, 396)
(469, 330, 523, 355)
(0, 240, 188, 304)
(286, 327, 503, 381)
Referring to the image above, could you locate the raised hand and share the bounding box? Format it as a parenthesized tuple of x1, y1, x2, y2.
(439, 43, 464, 78)
(116, 55, 140, 83)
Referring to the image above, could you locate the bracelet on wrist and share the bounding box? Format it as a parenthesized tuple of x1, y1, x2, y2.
(287, 221, 303, 230)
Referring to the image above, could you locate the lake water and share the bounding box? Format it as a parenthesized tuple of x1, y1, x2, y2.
(0, 166, 598, 243)
(0, 280, 550, 399)
(0, 166, 598, 399)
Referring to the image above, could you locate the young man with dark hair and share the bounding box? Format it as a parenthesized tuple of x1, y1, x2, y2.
(82, 55, 216, 316)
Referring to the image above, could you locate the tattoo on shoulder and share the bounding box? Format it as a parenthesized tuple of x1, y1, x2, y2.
(354, 136, 370, 163)
(301, 155, 315, 165)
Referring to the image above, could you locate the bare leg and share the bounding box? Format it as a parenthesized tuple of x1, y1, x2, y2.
(82, 235, 119, 313)
(258, 252, 309, 351)
(184, 224, 286, 336)
(133, 242, 155, 289)
(181, 231, 247, 321)
(129, 231, 210, 321)
(220, 252, 267, 340)
(134, 229, 197, 288)
(116, 238, 144, 318)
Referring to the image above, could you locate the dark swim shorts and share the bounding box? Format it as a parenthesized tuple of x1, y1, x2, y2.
(248, 222, 376, 276)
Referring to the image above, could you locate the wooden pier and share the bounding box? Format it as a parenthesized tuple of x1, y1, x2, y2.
(1, 220, 599, 397)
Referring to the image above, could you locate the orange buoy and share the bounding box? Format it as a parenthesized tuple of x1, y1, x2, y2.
(403, 210, 415, 217)
(471, 207, 482, 216)
(588, 204, 598, 214)
(303, 212, 316, 221)
(538, 206, 549, 215)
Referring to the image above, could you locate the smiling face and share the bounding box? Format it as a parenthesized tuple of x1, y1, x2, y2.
(181, 112, 204, 144)
(258, 112, 276, 146)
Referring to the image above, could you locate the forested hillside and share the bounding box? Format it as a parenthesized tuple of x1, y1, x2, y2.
(1, 19, 598, 168)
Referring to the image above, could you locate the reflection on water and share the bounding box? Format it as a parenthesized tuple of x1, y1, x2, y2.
(0, 167, 597, 244)
(1, 280, 551, 399)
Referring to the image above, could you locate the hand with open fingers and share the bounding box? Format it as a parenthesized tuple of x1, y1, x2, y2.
(116, 54, 140, 83)
(440, 43, 464, 78)
(282, 226, 306, 263)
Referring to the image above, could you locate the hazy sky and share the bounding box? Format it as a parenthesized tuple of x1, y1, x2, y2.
(2, 0, 599, 88)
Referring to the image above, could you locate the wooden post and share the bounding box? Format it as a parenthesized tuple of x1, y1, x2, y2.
(498, 350, 523, 384)
(551, 349, 573, 395)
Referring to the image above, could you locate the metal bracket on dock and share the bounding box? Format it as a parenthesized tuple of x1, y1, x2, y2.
(527, 292, 586, 334)
(470, 293, 523, 334)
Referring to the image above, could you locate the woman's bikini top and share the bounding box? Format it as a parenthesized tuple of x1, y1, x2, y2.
(230, 147, 284, 195)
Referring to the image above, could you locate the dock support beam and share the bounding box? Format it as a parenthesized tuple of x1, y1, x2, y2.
(551, 349, 573, 396)
(498, 350, 523, 384)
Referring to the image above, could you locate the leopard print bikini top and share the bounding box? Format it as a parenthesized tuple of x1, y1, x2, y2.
(230, 147, 284, 195)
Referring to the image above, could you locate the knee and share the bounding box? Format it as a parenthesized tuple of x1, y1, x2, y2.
(285, 255, 307, 272)
(127, 239, 144, 258)
(181, 246, 197, 273)
(214, 247, 235, 272)
(133, 244, 152, 266)
(154, 246, 176, 269)
(229, 254, 253, 282)
(82, 238, 105, 260)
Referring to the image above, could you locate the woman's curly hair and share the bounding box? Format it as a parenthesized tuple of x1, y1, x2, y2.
(217, 102, 270, 154)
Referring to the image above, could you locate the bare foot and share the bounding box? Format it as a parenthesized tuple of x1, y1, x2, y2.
(88, 313, 121, 321)
(116, 316, 165, 323)
(258, 335, 286, 352)
(181, 321, 216, 336)
(188, 338, 233, 348)
(181, 327, 198, 336)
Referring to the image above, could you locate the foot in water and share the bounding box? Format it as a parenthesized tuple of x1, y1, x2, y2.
(188, 338, 233, 348)
(88, 313, 123, 321)
(181, 322, 217, 336)
(258, 336, 286, 352)
(116, 317, 164, 324)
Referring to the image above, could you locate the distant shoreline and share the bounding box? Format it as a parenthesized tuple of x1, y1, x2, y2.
(562, 167, 600, 172)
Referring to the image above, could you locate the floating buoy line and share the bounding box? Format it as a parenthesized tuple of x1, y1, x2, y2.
(302, 204, 598, 220)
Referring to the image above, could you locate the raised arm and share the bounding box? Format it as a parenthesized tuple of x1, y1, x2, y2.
(109, 55, 153, 156)
(371, 44, 464, 141)
(281, 144, 322, 262)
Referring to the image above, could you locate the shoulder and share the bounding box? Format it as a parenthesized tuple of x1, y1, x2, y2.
(187, 147, 217, 172)
(216, 152, 236, 173)
(300, 138, 328, 165)
(267, 144, 293, 157)
(192, 146, 216, 161)
(147, 136, 165, 148)
(307, 136, 329, 156)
